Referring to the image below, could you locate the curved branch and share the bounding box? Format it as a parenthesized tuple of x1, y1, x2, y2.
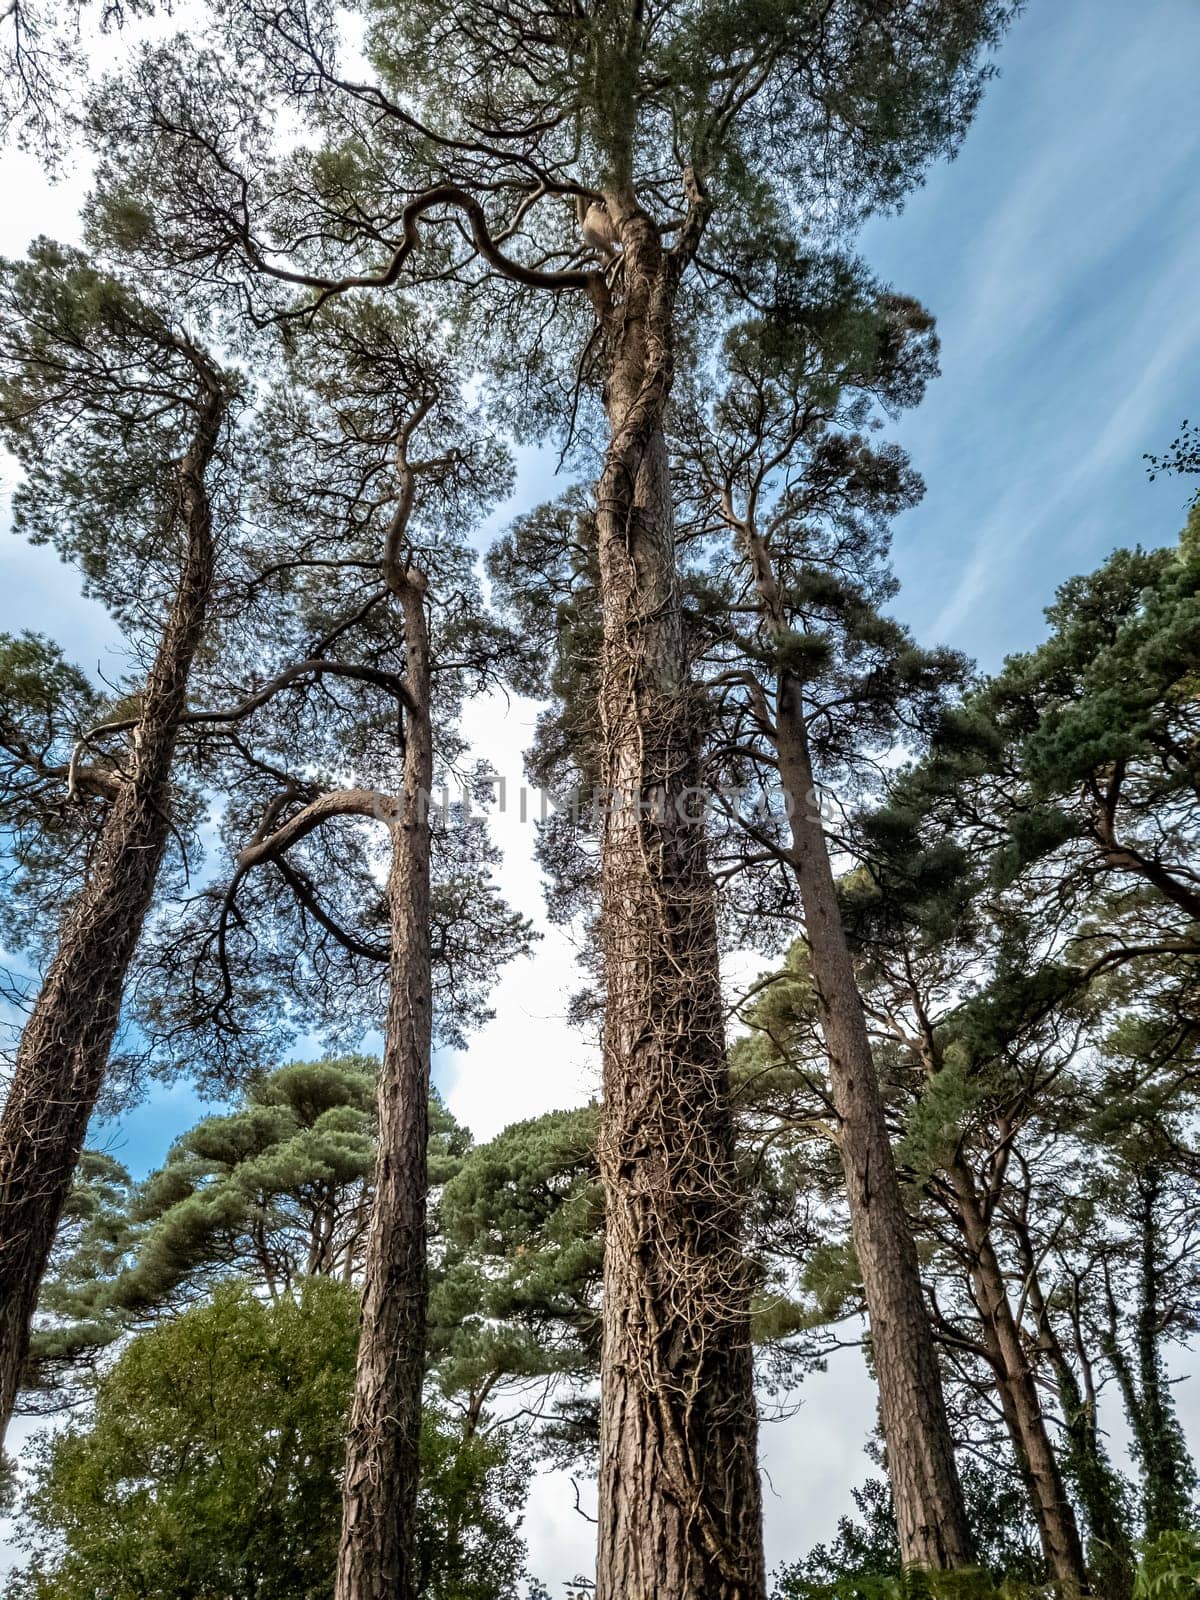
(71, 659, 417, 763)
(238, 184, 597, 316)
(235, 787, 388, 872)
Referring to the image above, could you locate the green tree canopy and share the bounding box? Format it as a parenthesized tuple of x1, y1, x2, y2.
(867, 513, 1200, 941)
(9, 1279, 535, 1600)
(31, 1057, 467, 1372)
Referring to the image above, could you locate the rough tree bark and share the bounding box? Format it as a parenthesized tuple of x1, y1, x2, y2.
(335, 455, 435, 1600)
(947, 1159, 1090, 1597)
(593, 193, 766, 1600)
(0, 360, 225, 1439)
(733, 523, 975, 1569)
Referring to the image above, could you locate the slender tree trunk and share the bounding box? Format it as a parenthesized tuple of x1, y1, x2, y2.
(979, 1309, 1048, 1516)
(771, 678, 974, 1568)
(731, 520, 972, 1568)
(0, 378, 224, 1438)
(1050, 1344, 1135, 1597)
(594, 200, 765, 1600)
(1102, 1170, 1198, 1537)
(335, 561, 433, 1600)
(1014, 1223, 1134, 1597)
(948, 1160, 1090, 1596)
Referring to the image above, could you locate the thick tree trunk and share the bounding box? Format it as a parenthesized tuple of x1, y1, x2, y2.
(948, 1160, 1090, 1596)
(594, 203, 765, 1600)
(335, 570, 433, 1600)
(771, 673, 974, 1569)
(0, 382, 223, 1438)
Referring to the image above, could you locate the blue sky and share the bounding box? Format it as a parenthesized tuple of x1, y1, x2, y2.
(860, 0, 1200, 662)
(3, 0, 1200, 1582)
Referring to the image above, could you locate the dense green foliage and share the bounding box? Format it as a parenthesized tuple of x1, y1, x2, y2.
(8, 1280, 533, 1600)
(1133, 1531, 1200, 1599)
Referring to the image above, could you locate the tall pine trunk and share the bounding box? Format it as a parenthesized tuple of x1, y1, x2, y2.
(0, 376, 224, 1438)
(773, 680, 974, 1568)
(735, 522, 973, 1568)
(594, 200, 766, 1600)
(948, 1159, 1090, 1596)
(335, 562, 433, 1600)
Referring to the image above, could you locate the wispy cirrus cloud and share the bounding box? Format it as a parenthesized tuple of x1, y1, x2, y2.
(861, 0, 1200, 666)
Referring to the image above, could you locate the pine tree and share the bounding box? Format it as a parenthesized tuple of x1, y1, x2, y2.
(133, 299, 531, 1600)
(78, 3, 1021, 1584)
(874, 513, 1200, 934)
(0, 242, 235, 1438)
(673, 261, 979, 1565)
(491, 252, 979, 1560)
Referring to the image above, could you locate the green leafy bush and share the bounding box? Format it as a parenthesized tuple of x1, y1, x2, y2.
(1134, 1531, 1200, 1598)
(8, 1280, 532, 1600)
